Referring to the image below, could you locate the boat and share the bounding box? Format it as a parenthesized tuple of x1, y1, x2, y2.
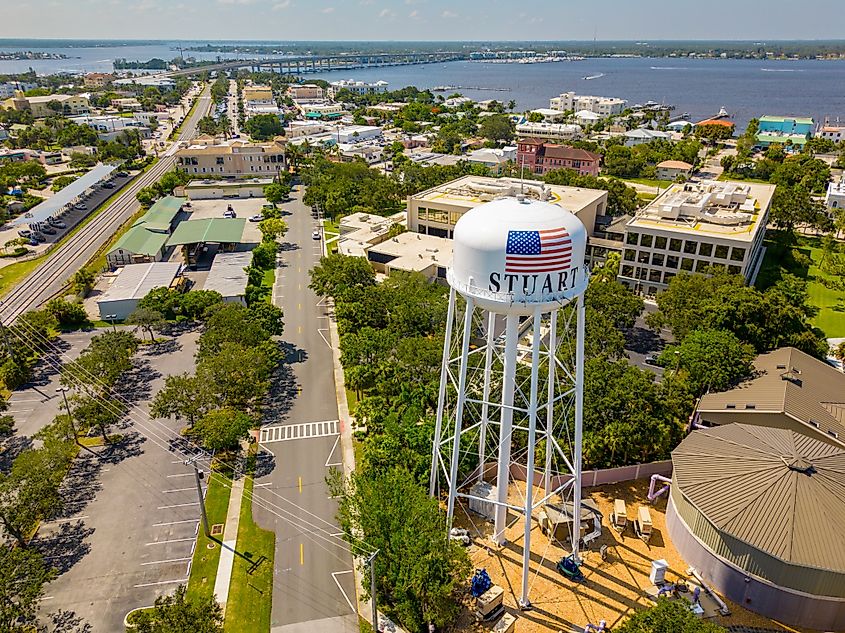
(717, 106, 730, 118)
(583, 73, 604, 80)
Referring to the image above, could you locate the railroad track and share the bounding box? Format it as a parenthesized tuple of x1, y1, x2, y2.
(0, 87, 211, 325)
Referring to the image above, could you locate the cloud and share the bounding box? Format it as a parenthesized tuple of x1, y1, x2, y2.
(320, 6, 335, 12)
(217, 0, 254, 4)
(273, 0, 292, 8)
(378, 7, 395, 17)
(441, 9, 458, 18)
(359, 0, 374, 4)
(408, 9, 419, 18)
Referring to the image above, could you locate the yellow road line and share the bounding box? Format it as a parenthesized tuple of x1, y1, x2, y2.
(298, 303, 302, 310)
(298, 325, 302, 334)
(298, 476, 302, 493)
(300, 542, 304, 565)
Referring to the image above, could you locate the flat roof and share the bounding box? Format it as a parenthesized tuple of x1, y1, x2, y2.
(410, 175, 605, 215)
(759, 115, 814, 125)
(202, 251, 252, 298)
(368, 232, 452, 273)
(12, 163, 116, 226)
(185, 178, 272, 189)
(166, 218, 247, 246)
(628, 179, 775, 242)
(98, 262, 181, 303)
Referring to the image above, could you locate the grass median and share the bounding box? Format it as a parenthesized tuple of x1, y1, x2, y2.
(223, 448, 275, 633)
(187, 472, 232, 603)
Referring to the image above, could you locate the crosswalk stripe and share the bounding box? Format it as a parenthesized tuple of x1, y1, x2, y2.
(259, 420, 339, 444)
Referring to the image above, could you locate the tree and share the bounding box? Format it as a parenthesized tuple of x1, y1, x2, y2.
(478, 114, 514, 143)
(71, 269, 95, 298)
(151, 373, 212, 428)
(310, 253, 376, 299)
(191, 409, 253, 452)
(258, 217, 287, 242)
(661, 329, 755, 395)
(0, 544, 57, 631)
(330, 467, 470, 632)
(615, 598, 727, 633)
(263, 181, 290, 206)
(127, 307, 167, 342)
(196, 116, 220, 136)
(770, 185, 831, 233)
(127, 584, 223, 633)
(244, 113, 284, 140)
(45, 298, 88, 327)
(196, 342, 276, 411)
(248, 301, 284, 336)
(834, 341, 845, 373)
(197, 303, 271, 360)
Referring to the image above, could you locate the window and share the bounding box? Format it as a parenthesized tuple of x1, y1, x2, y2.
(654, 236, 667, 250)
(728, 265, 742, 275)
(638, 251, 649, 263)
(695, 260, 710, 272)
(681, 258, 694, 271)
(730, 247, 746, 262)
(640, 234, 653, 248)
(626, 232, 639, 246)
(637, 267, 648, 280)
(649, 270, 662, 282)
(669, 238, 682, 252)
(216, 157, 224, 165)
(624, 249, 636, 262)
(662, 272, 675, 284)
(428, 209, 449, 224)
(809, 420, 820, 428)
(621, 265, 634, 277)
(666, 255, 679, 269)
(698, 242, 713, 257)
(683, 240, 697, 255)
(714, 244, 729, 259)
(650, 252, 665, 267)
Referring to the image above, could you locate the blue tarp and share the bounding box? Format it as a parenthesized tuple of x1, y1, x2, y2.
(12, 163, 117, 226)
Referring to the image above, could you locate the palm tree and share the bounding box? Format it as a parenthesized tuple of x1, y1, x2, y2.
(507, 99, 516, 111)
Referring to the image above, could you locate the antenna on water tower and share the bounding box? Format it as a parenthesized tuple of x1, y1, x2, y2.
(430, 195, 590, 609)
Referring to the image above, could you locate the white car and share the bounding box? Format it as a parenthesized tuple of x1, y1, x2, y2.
(311, 229, 321, 240)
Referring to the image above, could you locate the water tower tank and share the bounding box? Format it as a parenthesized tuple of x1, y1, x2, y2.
(449, 196, 588, 315)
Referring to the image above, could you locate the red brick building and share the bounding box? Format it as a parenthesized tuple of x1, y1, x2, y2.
(516, 138, 602, 177)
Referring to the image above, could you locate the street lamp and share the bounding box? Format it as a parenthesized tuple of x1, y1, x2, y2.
(105, 314, 117, 332)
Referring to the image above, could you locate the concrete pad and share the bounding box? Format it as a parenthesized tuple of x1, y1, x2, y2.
(270, 615, 358, 633)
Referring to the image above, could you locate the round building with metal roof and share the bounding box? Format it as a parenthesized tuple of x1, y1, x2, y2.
(666, 424, 845, 630)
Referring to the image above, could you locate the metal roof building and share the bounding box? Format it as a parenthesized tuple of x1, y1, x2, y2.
(12, 163, 116, 226)
(202, 252, 252, 305)
(97, 262, 182, 320)
(107, 196, 184, 268)
(666, 423, 845, 630)
(166, 218, 247, 246)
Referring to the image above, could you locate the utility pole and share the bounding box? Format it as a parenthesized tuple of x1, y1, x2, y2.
(105, 314, 117, 332)
(366, 550, 379, 633)
(56, 387, 80, 443)
(186, 456, 210, 537)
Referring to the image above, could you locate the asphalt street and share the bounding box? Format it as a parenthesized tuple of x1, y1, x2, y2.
(253, 189, 358, 633)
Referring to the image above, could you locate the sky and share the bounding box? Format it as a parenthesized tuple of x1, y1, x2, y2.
(2, 0, 844, 42)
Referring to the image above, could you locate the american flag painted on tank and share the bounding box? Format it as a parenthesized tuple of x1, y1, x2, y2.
(505, 228, 572, 273)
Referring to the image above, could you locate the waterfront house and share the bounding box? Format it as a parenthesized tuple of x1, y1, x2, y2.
(755, 115, 813, 149)
(516, 138, 601, 176)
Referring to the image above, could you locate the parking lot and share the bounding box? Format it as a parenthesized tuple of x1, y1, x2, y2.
(5, 327, 210, 631)
(181, 197, 265, 243)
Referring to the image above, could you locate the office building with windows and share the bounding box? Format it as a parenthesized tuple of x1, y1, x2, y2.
(617, 180, 775, 296)
(175, 138, 286, 177)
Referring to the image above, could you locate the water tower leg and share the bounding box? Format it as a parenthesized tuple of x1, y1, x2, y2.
(478, 311, 495, 484)
(520, 308, 543, 609)
(493, 314, 519, 546)
(571, 295, 586, 562)
(446, 297, 475, 526)
(544, 310, 557, 495)
(429, 286, 456, 497)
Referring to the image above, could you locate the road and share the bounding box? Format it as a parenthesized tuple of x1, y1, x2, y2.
(254, 190, 358, 633)
(0, 84, 212, 325)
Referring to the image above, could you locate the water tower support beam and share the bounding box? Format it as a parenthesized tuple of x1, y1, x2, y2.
(446, 297, 475, 525)
(571, 294, 586, 562)
(477, 310, 496, 484)
(520, 307, 543, 609)
(429, 286, 456, 497)
(544, 310, 557, 495)
(493, 314, 520, 545)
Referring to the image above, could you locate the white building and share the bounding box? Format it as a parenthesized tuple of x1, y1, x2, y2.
(826, 179, 845, 213)
(114, 76, 176, 89)
(550, 91, 627, 117)
(531, 108, 568, 123)
(297, 102, 343, 118)
(624, 128, 672, 146)
(0, 81, 37, 98)
(328, 79, 388, 99)
(618, 180, 776, 295)
(444, 96, 474, 108)
(515, 121, 582, 141)
(97, 262, 182, 320)
(335, 125, 382, 143)
(574, 109, 602, 126)
(70, 115, 151, 140)
(202, 252, 252, 305)
(817, 122, 845, 143)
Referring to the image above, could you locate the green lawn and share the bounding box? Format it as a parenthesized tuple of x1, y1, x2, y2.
(717, 173, 773, 185)
(187, 473, 232, 603)
(620, 177, 675, 189)
(0, 257, 42, 298)
(261, 267, 275, 304)
(223, 451, 275, 633)
(756, 234, 845, 338)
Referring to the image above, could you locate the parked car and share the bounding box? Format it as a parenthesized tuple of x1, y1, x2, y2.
(223, 210, 236, 219)
(102, 181, 115, 189)
(33, 233, 46, 242)
(17, 229, 31, 238)
(49, 219, 67, 229)
(27, 238, 39, 246)
(40, 225, 57, 235)
(644, 354, 662, 367)
(248, 214, 263, 222)
(311, 229, 321, 240)
(115, 171, 128, 177)
(74, 203, 87, 210)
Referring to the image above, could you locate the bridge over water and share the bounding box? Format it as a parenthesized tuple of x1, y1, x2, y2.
(167, 51, 466, 77)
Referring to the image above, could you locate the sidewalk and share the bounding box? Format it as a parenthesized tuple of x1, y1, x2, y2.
(212, 473, 245, 611)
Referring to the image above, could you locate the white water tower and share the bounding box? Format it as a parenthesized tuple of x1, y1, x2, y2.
(429, 195, 589, 608)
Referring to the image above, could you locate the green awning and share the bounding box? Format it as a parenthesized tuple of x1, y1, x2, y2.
(166, 218, 247, 246)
